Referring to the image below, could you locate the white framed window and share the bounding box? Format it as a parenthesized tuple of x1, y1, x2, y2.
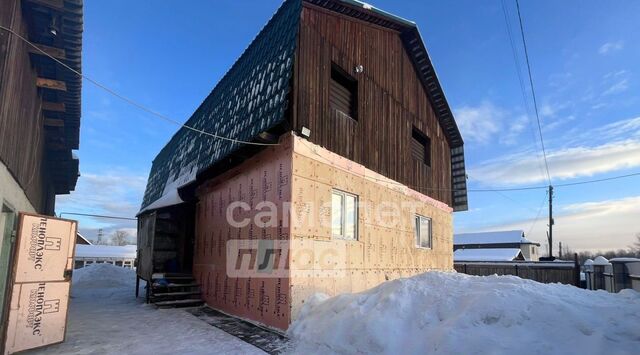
(414, 215, 432, 249)
(332, 189, 358, 240)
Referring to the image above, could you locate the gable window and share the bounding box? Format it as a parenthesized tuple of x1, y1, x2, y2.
(414, 215, 432, 249)
(411, 127, 431, 166)
(332, 190, 358, 240)
(330, 63, 357, 120)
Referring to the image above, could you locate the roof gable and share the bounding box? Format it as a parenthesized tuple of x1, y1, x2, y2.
(303, 0, 467, 211)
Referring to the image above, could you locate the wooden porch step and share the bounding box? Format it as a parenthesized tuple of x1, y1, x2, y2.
(155, 299, 204, 308)
(151, 291, 201, 298)
(152, 282, 199, 289)
(153, 276, 194, 282)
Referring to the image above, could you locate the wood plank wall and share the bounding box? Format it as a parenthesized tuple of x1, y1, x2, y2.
(0, 0, 53, 213)
(293, 4, 452, 206)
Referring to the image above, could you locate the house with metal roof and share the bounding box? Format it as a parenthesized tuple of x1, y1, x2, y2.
(137, 0, 467, 330)
(454, 230, 541, 261)
(0, 0, 83, 335)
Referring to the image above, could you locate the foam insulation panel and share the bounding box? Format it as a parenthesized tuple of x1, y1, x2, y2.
(193, 134, 453, 330)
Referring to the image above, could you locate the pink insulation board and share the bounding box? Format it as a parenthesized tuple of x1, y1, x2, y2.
(194, 137, 293, 330)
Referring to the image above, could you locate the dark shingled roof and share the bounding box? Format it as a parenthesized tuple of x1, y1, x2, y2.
(141, 0, 467, 211)
(140, 0, 301, 209)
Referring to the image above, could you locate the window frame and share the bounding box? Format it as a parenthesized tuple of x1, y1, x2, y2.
(329, 62, 358, 121)
(414, 214, 432, 249)
(331, 189, 359, 241)
(411, 127, 431, 167)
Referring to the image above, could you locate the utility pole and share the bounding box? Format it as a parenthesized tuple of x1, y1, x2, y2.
(548, 185, 554, 258)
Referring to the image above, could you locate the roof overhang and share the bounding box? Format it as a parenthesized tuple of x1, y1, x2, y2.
(22, 0, 83, 194)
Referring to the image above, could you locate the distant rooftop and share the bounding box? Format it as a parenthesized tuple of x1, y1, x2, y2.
(454, 230, 539, 246)
(75, 245, 137, 259)
(454, 248, 524, 262)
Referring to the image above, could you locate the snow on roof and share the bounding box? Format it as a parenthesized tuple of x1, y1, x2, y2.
(592, 256, 610, 265)
(454, 248, 523, 262)
(584, 259, 594, 265)
(454, 230, 538, 246)
(609, 257, 640, 263)
(75, 245, 137, 259)
(76, 232, 92, 245)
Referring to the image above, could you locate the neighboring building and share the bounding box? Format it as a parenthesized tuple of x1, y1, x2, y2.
(454, 230, 540, 262)
(76, 232, 92, 245)
(138, 0, 467, 330)
(74, 245, 137, 269)
(0, 0, 83, 334)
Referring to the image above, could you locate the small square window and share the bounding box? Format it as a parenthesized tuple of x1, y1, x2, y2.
(330, 63, 358, 120)
(411, 127, 431, 166)
(331, 190, 358, 240)
(414, 215, 432, 248)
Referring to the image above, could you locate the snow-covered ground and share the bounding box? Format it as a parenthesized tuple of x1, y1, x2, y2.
(287, 272, 640, 355)
(26, 264, 265, 355)
(22, 265, 640, 354)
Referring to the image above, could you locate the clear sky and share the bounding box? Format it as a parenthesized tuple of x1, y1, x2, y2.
(56, 0, 640, 252)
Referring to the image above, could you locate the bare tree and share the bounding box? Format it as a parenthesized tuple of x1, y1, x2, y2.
(632, 233, 640, 252)
(110, 230, 131, 246)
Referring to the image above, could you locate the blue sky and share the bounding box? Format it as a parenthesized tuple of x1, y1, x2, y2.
(56, 0, 640, 251)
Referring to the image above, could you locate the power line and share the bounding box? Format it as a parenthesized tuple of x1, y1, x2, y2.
(500, 0, 547, 181)
(527, 190, 548, 236)
(514, 0, 552, 185)
(493, 190, 541, 213)
(0, 25, 278, 147)
(298, 138, 640, 193)
(555, 172, 640, 187)
(58, 212, 137, 221)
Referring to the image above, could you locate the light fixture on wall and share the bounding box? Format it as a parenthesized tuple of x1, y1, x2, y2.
(48, 16, 59, 37)
(354, 65, 364, 74)
(301, 126, 311, 138)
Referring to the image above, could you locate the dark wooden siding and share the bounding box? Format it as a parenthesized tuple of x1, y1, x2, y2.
(0, 0, 54, 213)
(292, 4, 452, 205)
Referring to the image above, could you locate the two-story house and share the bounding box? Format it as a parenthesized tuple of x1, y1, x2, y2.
(0, 0, 82, 335)
(137, 0, 467, 330)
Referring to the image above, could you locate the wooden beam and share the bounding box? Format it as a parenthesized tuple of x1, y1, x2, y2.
(44, 118, 64, 127)
(42, 101, 65, 112)
(37, 77, 67, 91)
(27, 0, 65, 10)
(29, 43, 66, 60)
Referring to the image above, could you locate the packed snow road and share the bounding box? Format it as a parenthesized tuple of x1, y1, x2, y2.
(24, 264, 264, 355)
(22, 264, 640, 354)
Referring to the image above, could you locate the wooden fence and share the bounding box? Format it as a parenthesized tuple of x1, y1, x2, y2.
(454, 261, 580, 286)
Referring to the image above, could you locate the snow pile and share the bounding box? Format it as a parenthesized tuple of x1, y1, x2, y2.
(288, 272, 640, 355)
(72, 263, 136, 290)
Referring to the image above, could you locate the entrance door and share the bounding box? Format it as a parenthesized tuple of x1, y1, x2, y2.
(1, 213, 77, 354)
(0, 204, 17, 336)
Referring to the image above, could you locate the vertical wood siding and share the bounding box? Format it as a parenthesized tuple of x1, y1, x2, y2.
(293, 4, 452, 206)
(0, 0, 53, 213)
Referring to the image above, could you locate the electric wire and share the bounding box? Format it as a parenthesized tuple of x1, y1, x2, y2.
(500, 0, 547, 181)
(527, 190, 548, 237)
(58, 212, 137, 221)
(0, 25, 278, 146)
(514, 0, 552, 185)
